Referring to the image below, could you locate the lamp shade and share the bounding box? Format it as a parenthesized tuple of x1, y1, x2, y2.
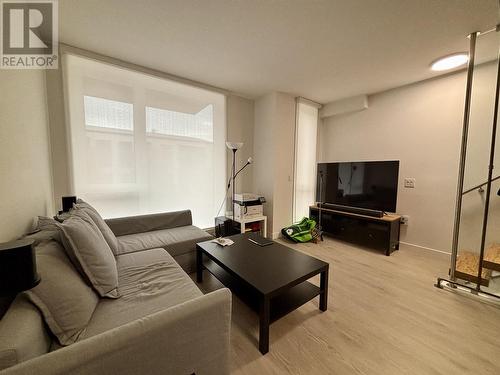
(226, 142, 243, 150)
(0, 239, 40, 294)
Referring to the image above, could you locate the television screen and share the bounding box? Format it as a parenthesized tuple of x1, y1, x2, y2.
(316, 161, 399, 212)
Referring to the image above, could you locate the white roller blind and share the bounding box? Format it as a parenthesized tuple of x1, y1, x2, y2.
(293, 100, 319, 221)
(63, 54, 226, 228)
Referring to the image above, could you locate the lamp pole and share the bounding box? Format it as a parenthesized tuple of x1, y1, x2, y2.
(232, 148, 236, 222)
(226, 142, 243, 222)
(318, 170, 324, 241)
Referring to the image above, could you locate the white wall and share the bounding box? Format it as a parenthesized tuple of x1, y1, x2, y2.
(253, 92, 295, 238)
(0, 70, 54, 241)
(45, 68, 71, 210)
(272, 93, 296, 237)
(319, 72, 467, 252)
(253, 93, 276, 234)
(227, 95, 254, 193)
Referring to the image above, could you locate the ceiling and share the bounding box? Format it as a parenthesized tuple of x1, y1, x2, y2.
(59, 0, 499, 103)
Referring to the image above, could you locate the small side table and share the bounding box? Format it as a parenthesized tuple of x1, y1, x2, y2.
(233, 216, 267, 238)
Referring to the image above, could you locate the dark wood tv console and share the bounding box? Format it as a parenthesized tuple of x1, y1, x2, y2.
(309, 205, 401, 256)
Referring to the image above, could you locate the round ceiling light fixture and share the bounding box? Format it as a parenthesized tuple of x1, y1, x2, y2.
(430, 53, 469, 71)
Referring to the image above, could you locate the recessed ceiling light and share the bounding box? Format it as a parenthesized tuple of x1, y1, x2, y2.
(431, 53, 469, 71)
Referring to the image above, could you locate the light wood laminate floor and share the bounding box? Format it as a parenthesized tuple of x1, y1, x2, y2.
(192, 237, 500, 375)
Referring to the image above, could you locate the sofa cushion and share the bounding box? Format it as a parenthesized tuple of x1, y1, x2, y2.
(105, 210, 193, 237)
(0, 294, 52, 371)
(74, 199, 119, 254)
(61, 209, 119, 298)
(80, 248, 202, 339)
(117, 225, 212, 258)
(24, 240, 99, 346)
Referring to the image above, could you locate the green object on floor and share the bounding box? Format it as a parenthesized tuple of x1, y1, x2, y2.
(281, 217, 316, 243)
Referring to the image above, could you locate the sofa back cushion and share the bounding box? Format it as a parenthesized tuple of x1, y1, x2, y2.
(0, 294, 52, 371)
(105, 210, 193, 237)
(60, 209, 119, 298)
(24, 239, 99, 346)
(74, 199, 119, 254)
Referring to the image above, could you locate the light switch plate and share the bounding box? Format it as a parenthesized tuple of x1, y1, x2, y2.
(404, 178, 416, 188)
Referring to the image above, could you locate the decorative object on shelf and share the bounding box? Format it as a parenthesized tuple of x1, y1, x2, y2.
(0, 239, 40, 318)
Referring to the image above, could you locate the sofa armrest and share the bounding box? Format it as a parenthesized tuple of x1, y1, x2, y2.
(105, 210, 193, 236)
(3, 289, 231, 375)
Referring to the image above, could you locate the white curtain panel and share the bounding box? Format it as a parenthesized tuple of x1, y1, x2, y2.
(63, 54, 226, 228)
(293, 100, 319, 222)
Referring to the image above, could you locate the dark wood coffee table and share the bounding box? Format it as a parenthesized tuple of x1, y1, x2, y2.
(196, 232, 329, 354)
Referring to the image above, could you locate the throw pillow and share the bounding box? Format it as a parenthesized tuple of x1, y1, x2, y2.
(36, 216, 62, 242)
(61, 209, 119, 298)
(36, 216, 86, 277)
(74, 199, 119, 255)
(25, 240, 99, 346)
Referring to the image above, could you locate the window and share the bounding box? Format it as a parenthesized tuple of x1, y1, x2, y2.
(63, 54, 226, 228)
(293, 99, 320, 221)
(84, 96, 133, 131)
(145, 105, 213, 141)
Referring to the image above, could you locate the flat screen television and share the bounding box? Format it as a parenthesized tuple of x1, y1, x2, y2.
(316, 161, 399, 212)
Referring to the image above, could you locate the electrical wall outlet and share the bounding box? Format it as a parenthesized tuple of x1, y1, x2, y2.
(400, 215, 409, 225)
(404, 178, 416, 188)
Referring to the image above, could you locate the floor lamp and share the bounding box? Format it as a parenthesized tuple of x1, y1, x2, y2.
(226, 142, 243, 221)
(317, 170, 324, 241)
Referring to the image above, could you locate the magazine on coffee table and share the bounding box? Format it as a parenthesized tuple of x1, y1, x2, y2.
(248, 237, 273, 247)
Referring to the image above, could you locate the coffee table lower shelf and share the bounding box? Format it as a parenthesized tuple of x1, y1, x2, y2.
(204, 259, 321, 323)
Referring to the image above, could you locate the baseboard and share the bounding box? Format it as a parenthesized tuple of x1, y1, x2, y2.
(399, 241, 450, 255)
(272, 231, 281, 240)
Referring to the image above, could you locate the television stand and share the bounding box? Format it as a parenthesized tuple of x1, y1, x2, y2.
(309, 205, 401, 256)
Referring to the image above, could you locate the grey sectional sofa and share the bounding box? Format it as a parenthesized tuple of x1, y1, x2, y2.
(0, 208, 231, 375)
